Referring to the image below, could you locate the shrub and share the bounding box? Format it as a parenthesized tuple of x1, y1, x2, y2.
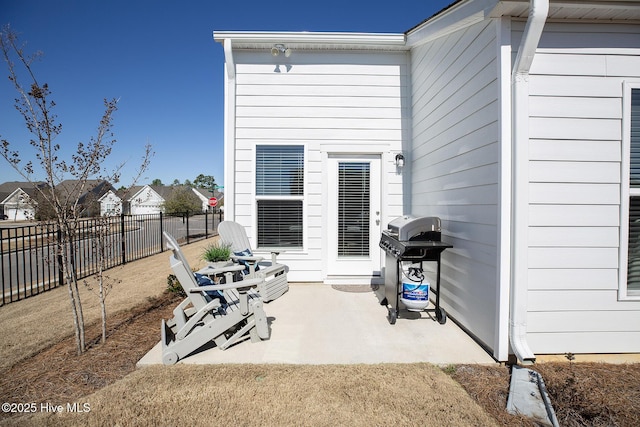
(166, 274, 186, 297)
(202, 242, 232, 263)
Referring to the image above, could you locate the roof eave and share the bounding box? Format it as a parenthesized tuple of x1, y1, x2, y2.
(407, 0, 640, 47)
(213, 31, 407, 50)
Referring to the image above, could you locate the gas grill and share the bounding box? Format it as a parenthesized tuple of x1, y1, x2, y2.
(379, 215, 452, 325)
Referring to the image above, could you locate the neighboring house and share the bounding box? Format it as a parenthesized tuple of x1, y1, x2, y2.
(118, 185, 219, 215)
(0, 182, 40, 221)
(99, 190, 122, 216)
(55, 179, 114, 217)
(0, 179, 113, 219)
(214, 0, 640, 362)
(125, 185, 165, 215)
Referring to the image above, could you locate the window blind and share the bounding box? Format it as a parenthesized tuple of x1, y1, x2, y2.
(338, 162, 370, 257)
(256, 145, 304, 196)
(257, 200, 303, 248)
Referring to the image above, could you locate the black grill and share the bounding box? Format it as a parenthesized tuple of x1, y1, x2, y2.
(379, 215, 452, 325)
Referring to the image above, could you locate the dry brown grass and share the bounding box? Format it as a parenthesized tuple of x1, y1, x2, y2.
(10, 364, 498, 426)
(448, 363, 640, 426)
(0, 236, 639, 426)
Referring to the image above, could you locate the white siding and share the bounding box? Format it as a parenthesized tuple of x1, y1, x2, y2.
(100, 192, 122, 216)
(129, 187, 164, 215)
(523, 22, 640, 354)
(3, 190, 35, 221)
(232, 50, 408, 282)
(410, 19, 500, 352)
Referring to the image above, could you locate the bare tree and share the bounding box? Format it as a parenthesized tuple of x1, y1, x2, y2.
(84, 155, 150, 344)
(0, 25, 153, 354)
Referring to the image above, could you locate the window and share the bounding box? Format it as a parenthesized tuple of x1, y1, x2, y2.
(338, 162, 370, 257)
(256, 145, 303, 249)
(623, 85, 640, 297)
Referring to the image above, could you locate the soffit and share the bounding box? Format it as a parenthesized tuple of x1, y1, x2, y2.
(214, 31, 408, 51)
(493, 0, 640, 21)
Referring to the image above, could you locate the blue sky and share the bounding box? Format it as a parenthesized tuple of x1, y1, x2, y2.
(0, 0, 453, 188)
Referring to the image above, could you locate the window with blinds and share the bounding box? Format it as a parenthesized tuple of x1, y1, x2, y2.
(257, 200, 303, 248)
(338, 162, 370, 257)
(256, 145, 304, 249)
(627, 88, 640, 292)
(256, 145, 304, 196)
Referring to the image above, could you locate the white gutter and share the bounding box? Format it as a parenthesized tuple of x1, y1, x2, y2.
(219, 36, 236, 221)
(213, 31, 406, 48)
(510, 0, 549, 364)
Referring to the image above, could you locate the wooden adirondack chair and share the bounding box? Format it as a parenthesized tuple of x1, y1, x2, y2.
(217, 221, 289, 302)
(161, 232, 269, 365)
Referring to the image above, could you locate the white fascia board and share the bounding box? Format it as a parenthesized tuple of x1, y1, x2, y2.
(406, 0, 498, 47)
(213, 31, 406, 49)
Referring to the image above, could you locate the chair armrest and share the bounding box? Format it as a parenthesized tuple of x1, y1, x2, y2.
(230, 254, 264, 264)
(188, 277, 263, 293)
(196, 264, 245, 276)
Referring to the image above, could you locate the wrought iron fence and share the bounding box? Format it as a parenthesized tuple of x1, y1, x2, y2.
(0, 210, 222, 306)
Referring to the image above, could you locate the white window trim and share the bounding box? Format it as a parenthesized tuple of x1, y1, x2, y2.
(619, 81, 640, 300)
(253, 143, 307, 252)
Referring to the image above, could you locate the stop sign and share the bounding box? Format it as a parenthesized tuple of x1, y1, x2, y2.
(208, 197, 218, 207)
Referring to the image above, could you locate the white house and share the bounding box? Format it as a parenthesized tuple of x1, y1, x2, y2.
(127, 185, 165, 215)
(1, 187, 37, 221)
(214, 0, 640, 362)
(0, 181, 42, 221)
(98, 190, 122, 216)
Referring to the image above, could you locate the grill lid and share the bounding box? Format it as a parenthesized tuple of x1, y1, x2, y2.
(387, 215, 441, 241)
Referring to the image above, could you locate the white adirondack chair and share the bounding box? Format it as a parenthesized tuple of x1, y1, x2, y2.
(161, 232, 269, 365)
(217, 221, 289, 302)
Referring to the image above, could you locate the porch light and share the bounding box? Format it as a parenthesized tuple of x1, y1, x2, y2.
(271, 44, 292, 57)
(395, 153, 405, 168)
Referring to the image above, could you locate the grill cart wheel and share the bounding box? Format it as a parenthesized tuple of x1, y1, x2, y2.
(387, 308, 397, 325)
(436, 307, 447, 324)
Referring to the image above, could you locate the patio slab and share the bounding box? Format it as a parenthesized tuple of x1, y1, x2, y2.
(138, 283, 496, 366)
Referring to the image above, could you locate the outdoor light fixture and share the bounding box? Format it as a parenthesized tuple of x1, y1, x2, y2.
(395, 153, 405, 168)
(271, 44, 292, 57)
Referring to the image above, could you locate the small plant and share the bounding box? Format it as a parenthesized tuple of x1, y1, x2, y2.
(442, 364, 457, 375)
(166, 274, 186, 297)
(202, 242, 232, 263)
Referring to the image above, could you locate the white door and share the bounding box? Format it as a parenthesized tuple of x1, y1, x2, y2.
(327, 155, 381, 276)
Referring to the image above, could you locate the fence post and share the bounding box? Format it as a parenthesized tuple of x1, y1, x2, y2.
(159, 212, 164, 253)
(120, 213, 126, 265)
(186, 212, 190, 244)
(0, 230, 5, 305)
(57, 227, 64, 288)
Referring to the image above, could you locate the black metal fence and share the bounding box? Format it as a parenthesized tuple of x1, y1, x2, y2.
(0, 210, 222, 306)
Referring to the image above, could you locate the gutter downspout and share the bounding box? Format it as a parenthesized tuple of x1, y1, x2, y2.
(510, 0, 548, 364)
(221, 37, 236, 221)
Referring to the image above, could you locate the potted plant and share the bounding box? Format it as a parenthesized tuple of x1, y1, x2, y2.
(202, 241, 232, 268)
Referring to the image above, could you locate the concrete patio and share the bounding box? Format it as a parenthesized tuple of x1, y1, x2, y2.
(138, 282, 496, 366)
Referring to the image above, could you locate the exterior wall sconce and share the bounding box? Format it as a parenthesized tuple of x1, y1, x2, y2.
(395, 153, 405, 168)
(271, 44, 292, 57)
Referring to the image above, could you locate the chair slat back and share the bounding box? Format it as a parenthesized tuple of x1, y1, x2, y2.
(163, 232, 209, 311)
(218, 221, 252, 253)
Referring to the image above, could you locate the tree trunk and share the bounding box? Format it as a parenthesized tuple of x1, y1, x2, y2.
(60, 222, 86, 354)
